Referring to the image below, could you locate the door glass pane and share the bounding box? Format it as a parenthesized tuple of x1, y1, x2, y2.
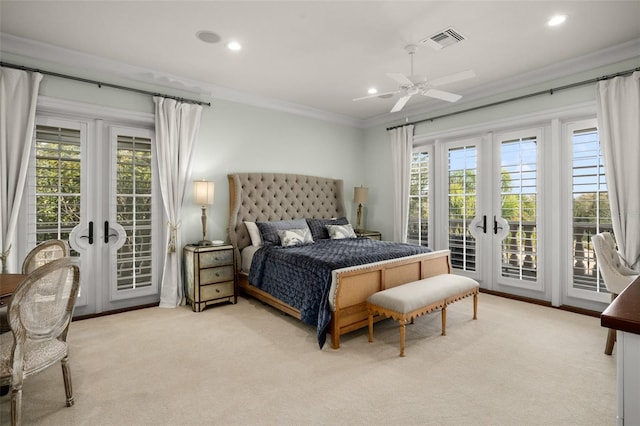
(408, 151, 429, 246)
(500, 137, 537, 281)
(116, 135, 153, 291)
(571, 127, 611, 293)
(33, 125, 81, 250)
(448, 146, 476, 271)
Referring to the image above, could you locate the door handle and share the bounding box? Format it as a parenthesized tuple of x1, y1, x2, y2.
(493, 216, 504, 235)
(80, 221, 94, 244)
(104, 221, 118, 244)
(474, 215, 487, 234)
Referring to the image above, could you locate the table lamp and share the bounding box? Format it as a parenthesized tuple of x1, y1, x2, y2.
(354, 186, 368, 232)
(194, 179, 215, 246)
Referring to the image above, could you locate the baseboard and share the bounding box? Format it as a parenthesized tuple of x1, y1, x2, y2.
(479, 288, 601, 318)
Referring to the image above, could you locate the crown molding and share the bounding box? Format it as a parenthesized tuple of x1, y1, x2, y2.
(0, 33, 362, 128)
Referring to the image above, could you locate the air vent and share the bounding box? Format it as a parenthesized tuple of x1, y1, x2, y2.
(421, 27, 466, 50)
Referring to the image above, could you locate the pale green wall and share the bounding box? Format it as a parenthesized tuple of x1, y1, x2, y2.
(362, 57, 640, 241)
(2, 52, 365, 245)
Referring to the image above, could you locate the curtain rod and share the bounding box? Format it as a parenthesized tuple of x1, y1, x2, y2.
(0, 61, 211, 107)
(386, 66, 639, 132)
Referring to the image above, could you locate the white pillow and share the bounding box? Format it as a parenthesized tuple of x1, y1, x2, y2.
(244, 221, 263, 247)
(277, 228, 314, 247)
(326, 223, 356, 239)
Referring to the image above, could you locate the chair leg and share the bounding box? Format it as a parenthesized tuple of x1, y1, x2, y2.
(368, 313, 374, 343)
(11, 386, 22, 426)
(605, 328, 616, 356)
(604, 293, 618, 356)
(61, 356, 74, 407)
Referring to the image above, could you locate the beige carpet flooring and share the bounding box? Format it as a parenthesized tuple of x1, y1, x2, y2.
(0, 293, 616, 425)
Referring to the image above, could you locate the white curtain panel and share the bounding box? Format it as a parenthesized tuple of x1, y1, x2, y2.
(0, 68, 42, 273)
(596, 71, 640, 270)
(154, 97, 202, 307)
(389, 125, 414, 243)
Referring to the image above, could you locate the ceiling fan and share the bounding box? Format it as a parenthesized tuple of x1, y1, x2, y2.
(353, 44, 475, 113)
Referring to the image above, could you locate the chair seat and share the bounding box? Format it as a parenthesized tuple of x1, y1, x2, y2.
(0, 333, 68, 378)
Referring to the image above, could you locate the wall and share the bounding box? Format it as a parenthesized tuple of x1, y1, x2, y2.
(1, 52, 365, 247)
(191, 100, 364, 244)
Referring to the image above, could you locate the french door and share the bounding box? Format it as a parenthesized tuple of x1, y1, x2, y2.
(27, 115, 161, 316)
(441, 128, 543, 295)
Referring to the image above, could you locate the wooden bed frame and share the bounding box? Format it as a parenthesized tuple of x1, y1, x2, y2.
(227, 173, 451, 349)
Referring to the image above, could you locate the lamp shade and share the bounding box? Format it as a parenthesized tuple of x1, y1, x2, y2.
(354, 186, 368, 204)
(194, 180, 215, 205)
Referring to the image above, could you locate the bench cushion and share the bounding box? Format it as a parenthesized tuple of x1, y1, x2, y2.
(367, 274, 479, 314)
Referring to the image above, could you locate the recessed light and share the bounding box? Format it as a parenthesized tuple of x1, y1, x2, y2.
(227, 41, 242, 51)
(547, 14, 567, 26)
(196, 30, 221, 44)
(367, 88, 378, 95)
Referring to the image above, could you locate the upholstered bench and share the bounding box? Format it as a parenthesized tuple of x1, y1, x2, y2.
(367, 274, 480, 357)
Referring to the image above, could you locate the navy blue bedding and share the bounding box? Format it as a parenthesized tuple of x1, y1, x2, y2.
(248, 238, 431, 348)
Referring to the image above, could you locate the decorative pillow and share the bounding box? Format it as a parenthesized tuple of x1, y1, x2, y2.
(256, 219, 309, 246)
(244, 221, 263, 247)
(306, 217, 349, 240)
(277, 228, 314, 247)
(326, 223, 357, 239)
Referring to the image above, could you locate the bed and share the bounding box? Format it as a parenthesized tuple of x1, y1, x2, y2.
(227, 172, 451, 349)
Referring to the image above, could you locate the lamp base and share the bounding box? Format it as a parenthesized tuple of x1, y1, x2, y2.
(197, 240, 212, 246)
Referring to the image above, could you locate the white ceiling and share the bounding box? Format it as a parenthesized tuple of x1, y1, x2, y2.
(1, 1, 639, 126)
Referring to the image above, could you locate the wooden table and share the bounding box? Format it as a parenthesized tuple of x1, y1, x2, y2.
(0, 273, 26, 307)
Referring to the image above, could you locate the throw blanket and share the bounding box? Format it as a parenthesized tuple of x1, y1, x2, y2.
(248, 238, 431, 348)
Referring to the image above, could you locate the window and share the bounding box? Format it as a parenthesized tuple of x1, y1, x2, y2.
(408, 151, 430, 246)
(500, 136, 537, 282)
(115, 134, 153, 291)
(570, 125, 610, 293)
(447, 145, 477, 271)
(32, 125, 82, 248)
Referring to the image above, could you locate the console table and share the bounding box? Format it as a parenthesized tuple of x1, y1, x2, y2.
(601, 276, 640, 426)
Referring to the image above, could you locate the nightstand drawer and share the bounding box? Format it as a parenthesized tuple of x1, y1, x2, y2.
(201, 281, 235, 300)
(199, 249, 233, 268)
(200, 265, 234, 284)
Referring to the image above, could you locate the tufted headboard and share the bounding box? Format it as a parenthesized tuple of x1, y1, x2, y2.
(227, 173, 346, 264)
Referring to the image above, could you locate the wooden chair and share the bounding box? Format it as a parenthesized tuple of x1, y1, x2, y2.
(0, 257, 81, 426)
(21, 239, 70, 274)
(592, 232, 639, 355)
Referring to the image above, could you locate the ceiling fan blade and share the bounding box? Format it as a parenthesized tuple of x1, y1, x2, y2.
(390, 95, 412, 112)
(429, 70, 476, 87)
(387, 73, 413, 86)
(423, 89, 462, 102)
(352, 90, 399, 101)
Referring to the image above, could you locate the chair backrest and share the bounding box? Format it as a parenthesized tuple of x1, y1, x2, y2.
(9, 257, 80, 343)
(592, 232, 638, 295)
(21, 239, 70, 274)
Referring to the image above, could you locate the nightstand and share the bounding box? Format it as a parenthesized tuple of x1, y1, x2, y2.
(355, 229, 381, 240)
(184, 244, 237, 312)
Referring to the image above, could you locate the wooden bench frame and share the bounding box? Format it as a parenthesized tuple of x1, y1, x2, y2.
(367, 276, 479, 357)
